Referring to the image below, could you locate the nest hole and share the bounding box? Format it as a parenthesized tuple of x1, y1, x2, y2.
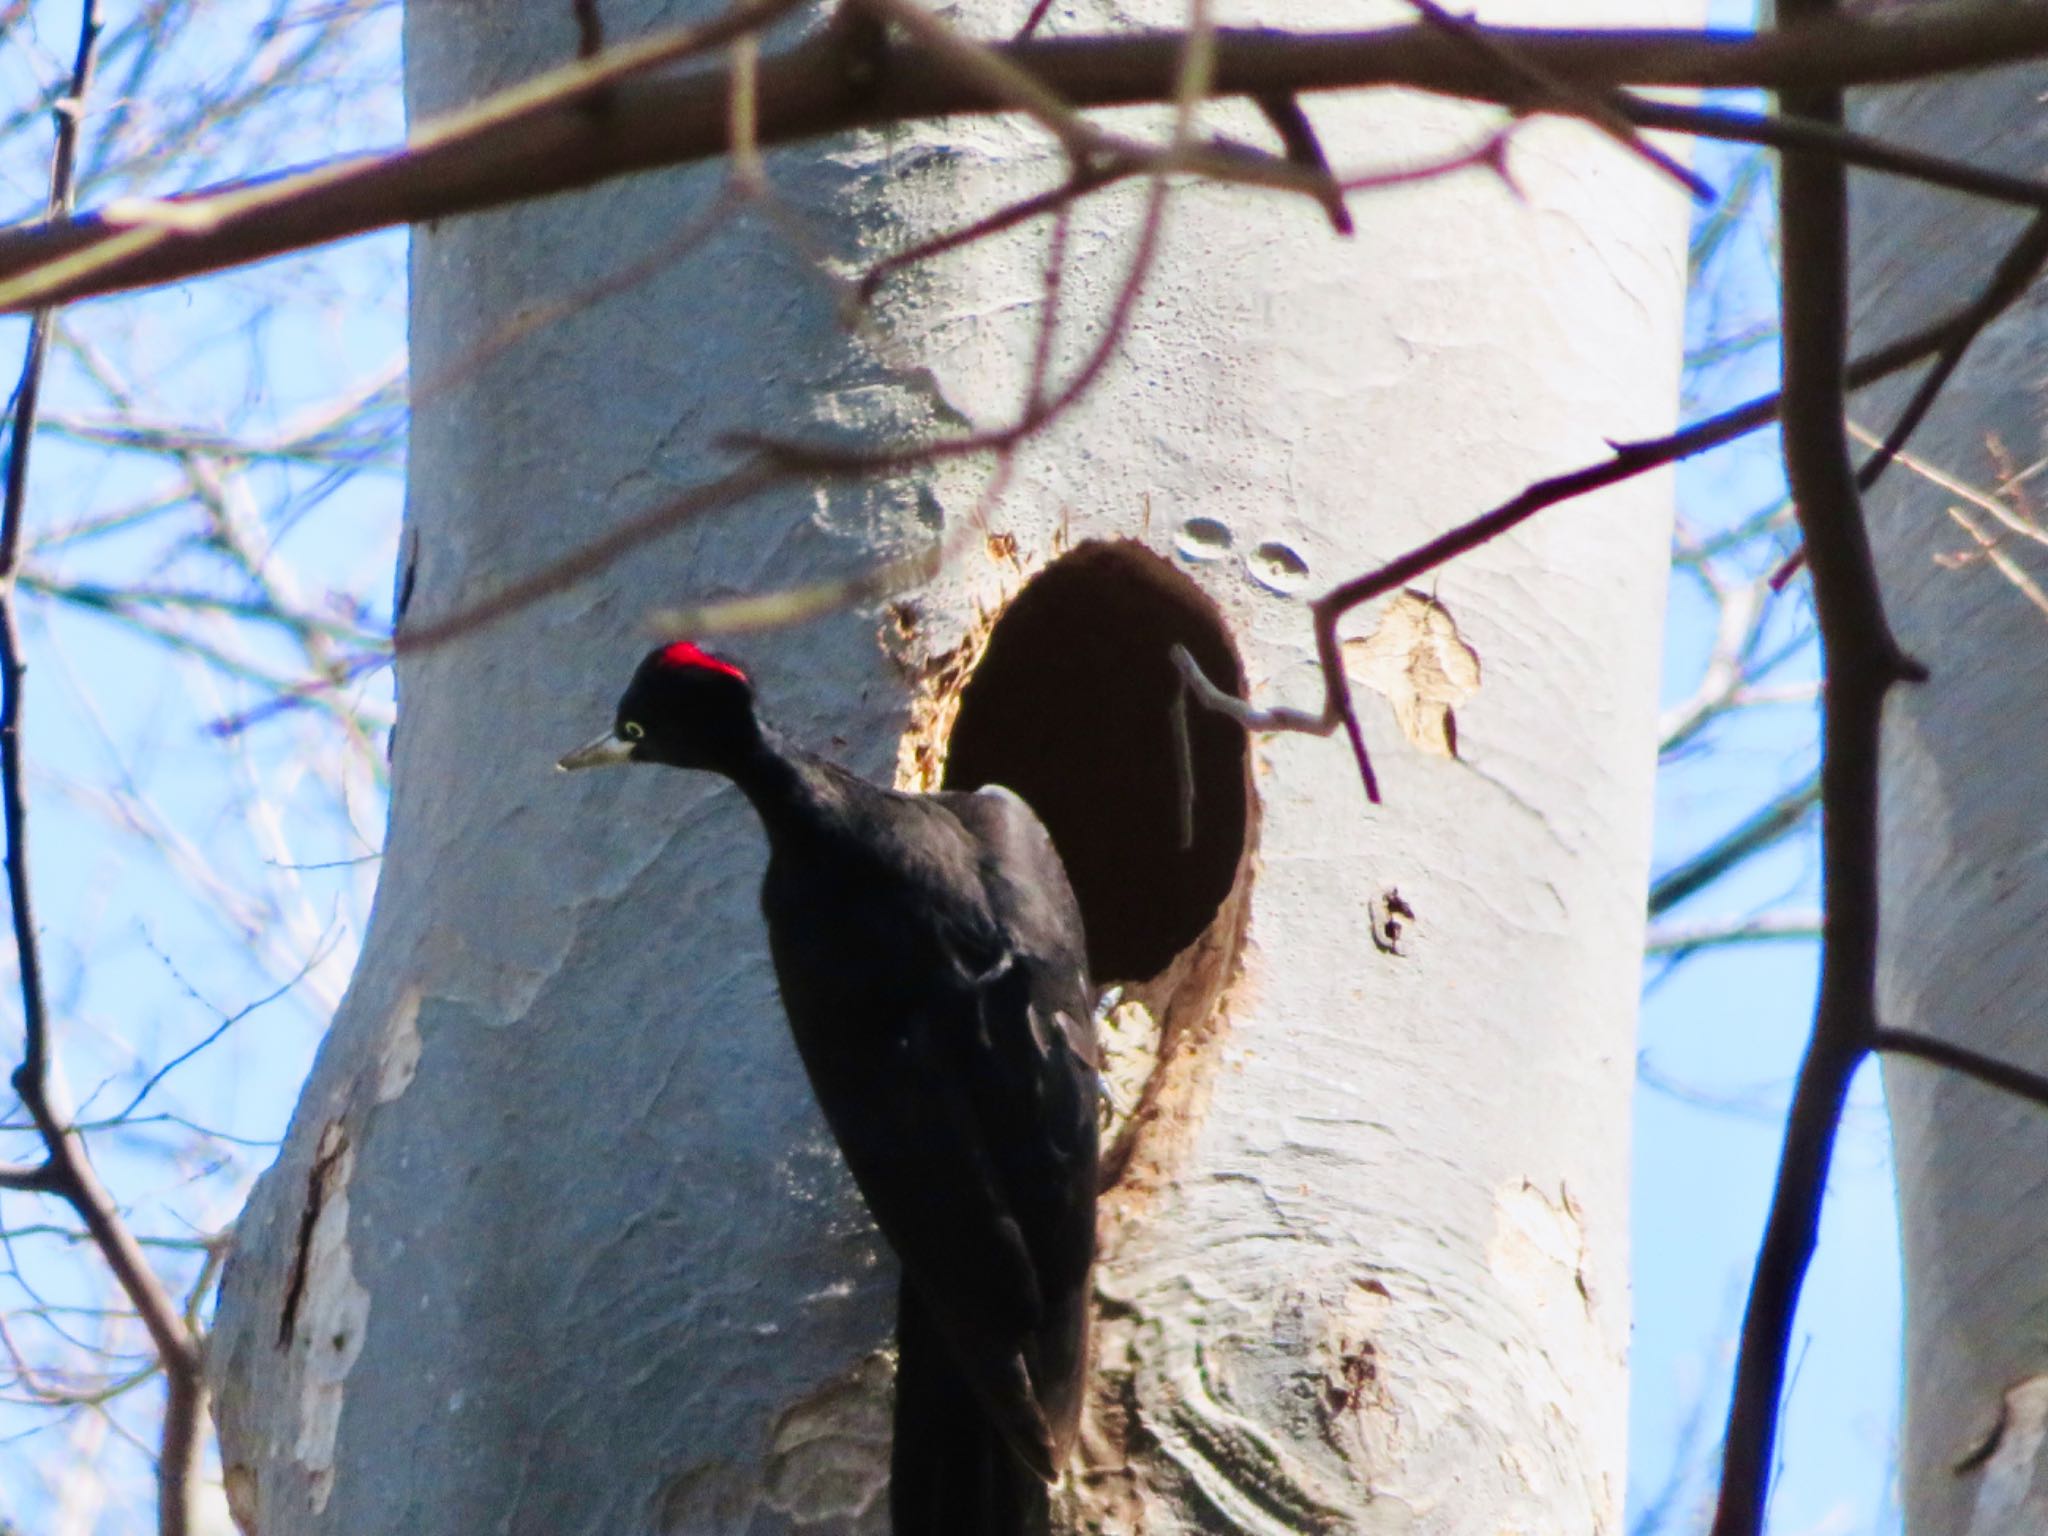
(942, 542, 1250, 984)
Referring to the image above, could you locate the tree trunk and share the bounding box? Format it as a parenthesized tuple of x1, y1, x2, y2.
(1848, 61, 2048, 1536)
(205, 1, 1695, 1531)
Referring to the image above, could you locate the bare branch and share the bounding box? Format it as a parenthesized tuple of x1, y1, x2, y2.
(5, 5, 2048, 307)
(1252, 93, 1353, 233)
(1710, 0, 1921, 1526)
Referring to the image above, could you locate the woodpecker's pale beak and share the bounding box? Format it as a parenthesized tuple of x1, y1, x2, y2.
(556, 731, 637, 771)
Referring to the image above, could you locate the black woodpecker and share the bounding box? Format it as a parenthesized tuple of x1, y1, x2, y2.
(560, 641, 1099, 1536)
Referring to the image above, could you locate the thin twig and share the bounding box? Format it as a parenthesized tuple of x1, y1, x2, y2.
(1171, 643, 1340, 738)
(1773, 209, 2048, 585)
(728, 30, 765, 192)
(1013, 0, 1057, 43)
(0, 0, 810, 310)
(1169, 635, 1381, 802)
(739, 169, 1177, 474)
(1648, 772, 1820, 918)
(105, 952, 332, 1128)
(401, 186, 745, 406)
(1873, 1028, 2048, 1115)
(1852, 419, 2048, 551)
(1169, 681, 1195, 850)
(1339, 127, 1516, 192)
(1853, 209, 2048, 495)
(1625, 97, 2048, 211)
(1942, 503, 2048, 622)
(644, 541, 949, 638)
(1646, 913, 1823, 958)
(859, 160, 1134, 301)
(1025, 199, 1076, 419)
(1404, 0, 1710, 200)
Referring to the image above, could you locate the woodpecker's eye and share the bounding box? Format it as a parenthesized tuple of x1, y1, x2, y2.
(620, 721, 645, 741)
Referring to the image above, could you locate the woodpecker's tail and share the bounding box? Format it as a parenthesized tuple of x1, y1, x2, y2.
(891, 1283, 1050, 1536)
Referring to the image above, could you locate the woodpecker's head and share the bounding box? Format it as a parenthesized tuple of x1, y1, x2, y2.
(557, 642, 760, 775)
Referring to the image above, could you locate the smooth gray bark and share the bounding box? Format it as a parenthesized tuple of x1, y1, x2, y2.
(206, 0, 1693, 1531)
(1849, 60, 2048, 1536)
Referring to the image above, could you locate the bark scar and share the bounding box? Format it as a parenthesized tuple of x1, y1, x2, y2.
(277, 1121, 350, 1348)
(1369, 889, 1415, 955)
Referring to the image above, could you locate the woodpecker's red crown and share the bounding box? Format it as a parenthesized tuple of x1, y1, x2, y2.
(652, 641, 749, 684)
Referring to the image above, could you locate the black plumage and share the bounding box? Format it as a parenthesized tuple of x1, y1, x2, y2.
(560, 642, 1099, 1536)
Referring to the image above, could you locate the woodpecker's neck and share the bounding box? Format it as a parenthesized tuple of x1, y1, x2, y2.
(728, 723, 874, 851)
(729, 722, 822, 819)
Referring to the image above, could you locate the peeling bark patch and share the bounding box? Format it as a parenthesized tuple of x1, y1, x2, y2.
(283, 1123, 371, 1516)
(375, 986, 422, 1103)
(762, 1351, 893, 1527)
(223, 1462, 258, 1536)
(1488, 1178, 1592, 1320)
(1342, 590, 1480, 758)
(1963, 1375, 2048, 1534)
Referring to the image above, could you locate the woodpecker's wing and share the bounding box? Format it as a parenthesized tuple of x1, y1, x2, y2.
(760, 778, 1098, 1479)
(926, 785, 1099, 1460)
(938, 786, 1099, 1072)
